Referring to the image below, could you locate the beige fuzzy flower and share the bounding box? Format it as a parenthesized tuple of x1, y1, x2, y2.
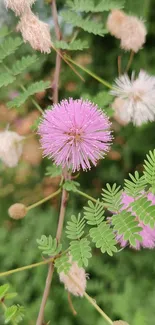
(120, 16, 146, 52)
(59, 258, 87, 297)
(0, 130, 24, 167)
(4, 0, 36, 16)
(8, 203, 27, 220)
(106, 9, 126, 39)
(17, 9, 52, 53)
(113, 321, 129, 325)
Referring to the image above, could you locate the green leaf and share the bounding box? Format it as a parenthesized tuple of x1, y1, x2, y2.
(89, 222, 117, 256)
(112, 211, 142, 247)
(45, 165, 62, 178)
(0, 284, 10, 299)
(67, 0, 125, 12)
(143, 150, 155, 191)
(131, 196, 155, 228)
(5, 292, 18, 300)
(5, 305, 25, 324)
(30, 117, 41, 131)
(84, 200, 105, 226)
(54, 39, 89, 50)
(37, 235, 62, 256)
(12, 55, 38, 75)
(0, 37, 23, 62)
(0, 73, 16, 88)
(66, 213, 85, 239)
(102, 183, 123, 212)
(55, 254, 71, 274)
(0, 26, 9, 38)
(70, 238, 92, 267)
(63, 180, 80, 192)
(7, 93, 28, 109)
(61, 11, 107, 36)
(124, 171, 147, 198)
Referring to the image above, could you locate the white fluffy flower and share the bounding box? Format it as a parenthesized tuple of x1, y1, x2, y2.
(106, 9, 126, 39)
(17, 9, 52, 53)
(120, 16, 146, 52)
(59, 259, 87, 297)
(4, 0, 36, 16)
(112, 97, 129, 125)
(0, 130, 24, 167)
(111, 71, 155, 126)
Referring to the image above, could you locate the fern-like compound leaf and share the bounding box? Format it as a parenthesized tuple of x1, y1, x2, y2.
(67, 0, 125, 12)
(66, 214, 85, 240)
(45, 165, 62, 178)
(54, 39, 89, 50)
(102, 183, 123, 212)
(0, 37, 22, 62)
(84, 200, 105, 225)
(70, 238, 92, 267)
(12, 55, 38, 75)
(0, 73, 15, 88)
(61, 11, 106, 36)
(5, 305, 25, 324)
(0, 284, 10, 299)
(89, 222, 117, 256)
(143, 150, 155, 191)
(55, 254, 71, 274)
(131, 196, 155, 228)
(112, 211, 142, 247)
(37, 235, 62, 256)
(124, 171, 147, 198)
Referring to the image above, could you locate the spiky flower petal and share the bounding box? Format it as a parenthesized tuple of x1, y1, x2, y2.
(38, 98, 112, 172)
(111, 71, 155, 126)
(4, 0, 36, 16)
(0, 130, 24, 167)
(17, 9, 52, 53)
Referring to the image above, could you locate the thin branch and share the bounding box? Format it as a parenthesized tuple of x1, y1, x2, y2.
(68, 292, 77, 316)
(27, 188, 61, 211)
(126, 50, 134, 73)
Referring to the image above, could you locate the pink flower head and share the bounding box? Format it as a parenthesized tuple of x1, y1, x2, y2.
(38, 99, 112, 172)
(117, 192, 155, 250)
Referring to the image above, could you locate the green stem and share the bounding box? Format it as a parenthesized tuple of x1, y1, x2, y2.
(27, 188, 61, 211)
(64, 56, 113, 89)
(0, 258, 54, 278)
(76, 189, 97, 203)
(84, 292, 113, 325)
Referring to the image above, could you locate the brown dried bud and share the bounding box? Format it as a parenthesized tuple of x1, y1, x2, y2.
(8, 203, 27, 220)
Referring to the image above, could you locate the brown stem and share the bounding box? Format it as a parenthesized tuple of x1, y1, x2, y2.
(117, 55, 122, 76)
(68, 292, 77, 316)
(126, 50, 134, 73)
(36, 1, 66, 324)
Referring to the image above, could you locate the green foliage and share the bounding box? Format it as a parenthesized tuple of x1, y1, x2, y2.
(12, 55, 38, 75)
(0, 26, 9, 38)
(61, 11, 107, 36)
(0, 37, 23, 62)
(5, 305, 24, 324)
(54, 39, 89, 51)
(82, 91, 113, 117)
(7, 81, 50, 108)
(84, 200, 105, 226)
(0, 284, 10, 299)
(0, 73, 15, 88)
(37, 235, 62, 256)
(124, 172, 147, 198)
(70, 238, 92, 267)
(102, 183, 123, 212)
(63, 180, 80, 192)
(112, 211, 142, 247)
(67, 0, 125, 12)
(66, 213, 85, 239)
(45, 165, 62, 178)
(131, 196, 155, 228)
(55, 254, 71, 274)
(143, 150, 155, 192)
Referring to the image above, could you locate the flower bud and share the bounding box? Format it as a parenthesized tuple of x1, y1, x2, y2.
(17, 9, 52, 53)
(8, 203, 27, 220)
(113, 321, 129, 325)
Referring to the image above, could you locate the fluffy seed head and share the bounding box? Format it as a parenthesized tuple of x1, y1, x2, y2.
(116, 192, 155, 250)
(120, 16, 146, 52)
(38, 99, 112, 172)
(106, 9, 126, 39)
(113, 320, 129, 325)
(111, 71, 155, 126)
(59, 259, 87, 296)
(8, 203, 27, 220)
(17, 9, 52, 53)
(4, 0, 36, 16)
(0, 130, 24, 167)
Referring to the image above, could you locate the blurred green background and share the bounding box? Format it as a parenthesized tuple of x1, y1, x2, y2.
(0, 0, 155, 324)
